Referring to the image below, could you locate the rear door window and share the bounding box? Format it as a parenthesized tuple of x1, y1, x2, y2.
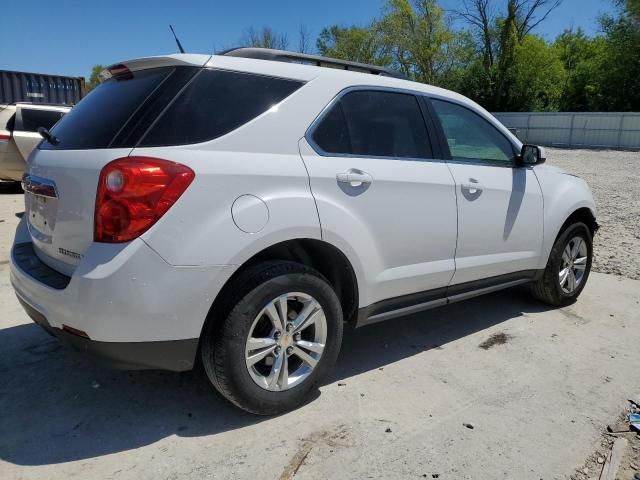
(139, 69, 304, 147)
(311, 90, 432, 159)
(18, 108, 65, 132)
(41, 67, 174, 150)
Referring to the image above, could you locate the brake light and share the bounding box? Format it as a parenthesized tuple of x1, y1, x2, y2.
(0, 133, 11, 141)
(108, 64, 133, 79)
(95, 157, 194, 243)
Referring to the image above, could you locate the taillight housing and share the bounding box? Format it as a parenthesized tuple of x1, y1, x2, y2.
(95, 157, 194, 243)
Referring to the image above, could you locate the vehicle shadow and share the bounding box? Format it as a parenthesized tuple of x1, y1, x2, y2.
(0, 287, 552, 466)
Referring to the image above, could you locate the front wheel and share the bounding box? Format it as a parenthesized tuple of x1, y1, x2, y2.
(201, 262, 343, 415)
(530, 222, 593, 306)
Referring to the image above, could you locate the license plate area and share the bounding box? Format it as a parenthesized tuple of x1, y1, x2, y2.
(23, 175, 59, 244)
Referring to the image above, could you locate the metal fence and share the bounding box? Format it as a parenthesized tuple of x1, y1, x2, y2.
(493, 112, 640, 150)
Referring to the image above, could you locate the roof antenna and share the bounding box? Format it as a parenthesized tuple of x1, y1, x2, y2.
(169, 25, 185, 54)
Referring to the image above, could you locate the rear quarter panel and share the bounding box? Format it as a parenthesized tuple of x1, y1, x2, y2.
(135, 148, 322, 267)
(132, 76, 336, 267)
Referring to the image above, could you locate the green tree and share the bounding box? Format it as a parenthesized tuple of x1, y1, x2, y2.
(594, 12, 640, 110)
(618, 0, 640, 20)
(553, 29, 605, 110)
(86, 64, 104, 92)
(492, 0, 519, 110)
(316, 25, 390, 65)
(378, 0, 461, 84)
(454, 0, 564, 110)
(508, 35, 566, 111)
(241, 27, 288, 50)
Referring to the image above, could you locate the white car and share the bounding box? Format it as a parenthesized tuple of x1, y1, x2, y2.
(0, 103, 69, 181)
(10, 49, 597, 414)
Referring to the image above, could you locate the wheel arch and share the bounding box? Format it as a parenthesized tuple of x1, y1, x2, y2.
(541, 203, 598, 268)
(200, 238, 360, 344)
(556, 207, 599, 241)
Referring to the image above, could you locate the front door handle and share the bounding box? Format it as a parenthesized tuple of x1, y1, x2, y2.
(461, 179, 483, 195)
(336, 169, 373, 187)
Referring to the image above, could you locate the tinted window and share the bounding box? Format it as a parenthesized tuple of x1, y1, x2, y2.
(312, 90, 432, 159)
(19, 109, 64, 132)
(140, 69, 304, 147)
(41, 67, 173, 150)
(432, 99, 514, 163)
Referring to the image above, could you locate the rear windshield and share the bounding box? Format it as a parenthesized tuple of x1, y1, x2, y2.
(41, 67, 173, 150)
(40, 67, 304, 150)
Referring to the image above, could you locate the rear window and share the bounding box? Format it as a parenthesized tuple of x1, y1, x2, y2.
(40, 67, 304, 150)
(41, 67, 174, 150)
(311, 90, 432, 159)
(139, 69, 304, 147)
(19, 108, 65, 132)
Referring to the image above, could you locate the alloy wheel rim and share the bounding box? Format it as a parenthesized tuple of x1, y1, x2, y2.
(245, 292, 327, 392)
(559, 235, 588, 294)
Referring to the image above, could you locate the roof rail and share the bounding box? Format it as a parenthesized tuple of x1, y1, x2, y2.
(220, 47, 408, 80)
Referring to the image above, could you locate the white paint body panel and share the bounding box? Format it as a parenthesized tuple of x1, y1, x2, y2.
(25, 147, 134, 276)
(299, 139, 457, 307)
(533, 164, 597, 266)
(10, 52, 596, 345)
(446, 163, 544, 284)
(11, 217, 232, 342)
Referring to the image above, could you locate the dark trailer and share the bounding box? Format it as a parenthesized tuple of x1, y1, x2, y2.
(0, 70, 86, 105)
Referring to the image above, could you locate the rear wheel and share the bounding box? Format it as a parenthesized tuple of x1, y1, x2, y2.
(530, 222, 593, 306)
(201, 262, 343, 415)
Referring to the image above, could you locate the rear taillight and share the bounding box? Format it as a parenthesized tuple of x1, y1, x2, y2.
(0, 133, 11, 141)
(95, 157, 194, 243)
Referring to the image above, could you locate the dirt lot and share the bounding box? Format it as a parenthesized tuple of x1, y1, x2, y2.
(0, 150, 639, 480)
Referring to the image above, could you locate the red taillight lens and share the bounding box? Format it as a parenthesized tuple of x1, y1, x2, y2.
(0, 133, 11, 141)
(95, 157, 194, 243)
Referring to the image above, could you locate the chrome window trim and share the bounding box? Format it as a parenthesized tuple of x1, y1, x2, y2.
(304, 85, 439, 163)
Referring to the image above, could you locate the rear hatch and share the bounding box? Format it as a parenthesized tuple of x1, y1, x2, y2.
(24, 56, 209, 275)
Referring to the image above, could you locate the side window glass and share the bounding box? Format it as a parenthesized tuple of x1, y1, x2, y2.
(20, 109, 65, 132)
(140, 70, 303, 147)
(431, 99, 514, 163)
(312, 90, 432, 159)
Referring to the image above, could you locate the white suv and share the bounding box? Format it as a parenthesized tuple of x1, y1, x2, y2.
(10, 49, 597, 414)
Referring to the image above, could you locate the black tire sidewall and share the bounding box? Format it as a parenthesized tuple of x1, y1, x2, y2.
(206, 266, 343, 414)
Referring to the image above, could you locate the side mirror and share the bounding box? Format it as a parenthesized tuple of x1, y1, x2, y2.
(519, 144, 546, 166)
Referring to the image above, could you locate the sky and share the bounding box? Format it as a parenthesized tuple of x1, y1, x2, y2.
(0, 0, 617, 79)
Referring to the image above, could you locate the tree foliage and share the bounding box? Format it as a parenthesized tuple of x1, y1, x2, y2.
(234, 0, 639, 112)
(317, 25, 390, 65)
(86, 65, 104, 92)
(241, 27, 289, 50)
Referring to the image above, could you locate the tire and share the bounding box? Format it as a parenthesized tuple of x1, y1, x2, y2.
(201, 261, 343, 415)
(530, 222, 593, 306)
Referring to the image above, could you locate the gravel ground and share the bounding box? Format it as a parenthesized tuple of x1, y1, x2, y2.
(546, 148, 640, 280)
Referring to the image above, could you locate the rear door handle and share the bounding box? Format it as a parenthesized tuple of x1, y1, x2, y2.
(336, 170, 373, 187)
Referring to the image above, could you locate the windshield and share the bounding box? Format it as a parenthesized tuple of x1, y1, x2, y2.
(40, 67, 174, 150)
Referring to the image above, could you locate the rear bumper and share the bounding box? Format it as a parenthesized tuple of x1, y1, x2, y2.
(17, 295, 198, 371)
(10, 217, 235, 371)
